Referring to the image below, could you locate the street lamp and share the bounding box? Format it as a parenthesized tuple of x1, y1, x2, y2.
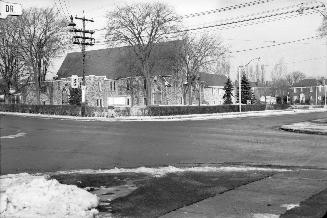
(238, 57, 260, 112)
(297, 2, 327, 108)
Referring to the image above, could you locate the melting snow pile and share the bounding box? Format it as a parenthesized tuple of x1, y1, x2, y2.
(0, 173, 99, 218)
(55, 165, 291, 177)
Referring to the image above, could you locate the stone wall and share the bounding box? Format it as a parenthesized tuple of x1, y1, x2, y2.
(21, 75, 227, 107)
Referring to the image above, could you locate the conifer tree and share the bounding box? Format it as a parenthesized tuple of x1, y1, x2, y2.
(236, 74, 253, 104)
(223, 77, 234, 104)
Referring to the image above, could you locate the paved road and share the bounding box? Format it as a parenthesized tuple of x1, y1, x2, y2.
(1, 112, 326, 174)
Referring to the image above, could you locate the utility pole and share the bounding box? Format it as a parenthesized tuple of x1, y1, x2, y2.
(297, 2, 326, 107)
(68, 12, 95, 116)
(238, 57, 261, 112)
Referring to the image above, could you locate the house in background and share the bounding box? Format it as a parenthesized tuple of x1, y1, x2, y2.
(22, 42, 228, 107)
(290, 78, 327, 105)
(250, 81, 275, 104)
(201, 73, 227, 105)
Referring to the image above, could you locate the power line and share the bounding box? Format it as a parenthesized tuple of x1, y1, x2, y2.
(169, 3, 325, 34)
(103, 2, 322, 40)
(207, 10, 317, 32)
(95, 9, 317, 45)
(96, 1, 321, 39)
(267, 56, 327, 67)
(95, 0, 283, 34)
(180, 0, 274, 19)
(185, 2, 314, 31)
(230, 35, 320, 54)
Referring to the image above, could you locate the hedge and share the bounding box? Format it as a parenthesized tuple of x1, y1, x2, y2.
(1, 104, 289, 117)
(265, 104, 290, 110)
(146, 104, 266, 116)
(0, 104, 81, 116)
(0, 104, 131, 117)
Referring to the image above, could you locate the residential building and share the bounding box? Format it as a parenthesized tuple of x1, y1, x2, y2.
(290, 78, 327, 104)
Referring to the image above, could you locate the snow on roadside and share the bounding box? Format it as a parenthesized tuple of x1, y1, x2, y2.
(1, 108, 326, 122)
(0, 173, 99, 218)
(0, 132, 26, 139)
(53, 165, 291, 177)
(252, 213, 279, 218)
(281, 122, 327, 133)
(281, 203, 300, 210)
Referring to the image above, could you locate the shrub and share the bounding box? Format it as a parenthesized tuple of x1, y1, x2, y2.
(84, 106, 130, 117)
(146, 104, 266, 116)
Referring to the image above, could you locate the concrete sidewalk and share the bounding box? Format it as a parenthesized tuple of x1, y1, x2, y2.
(162, 169, 327, 218)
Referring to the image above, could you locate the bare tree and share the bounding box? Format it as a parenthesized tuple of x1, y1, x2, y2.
(270, 58, 289, 102)
(105, 2, 180, 105)
(0, 17, 30, 103)
(114, 49, 142, 107)
(271, 58, 287, 81)
(177, 33, 228, 105)
(285, 71, 306, 86)
(15, 7, 69, 104)
(318, 16, 327, 37)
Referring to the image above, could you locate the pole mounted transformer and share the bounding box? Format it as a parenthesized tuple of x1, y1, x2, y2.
(68, 12, 95, 116)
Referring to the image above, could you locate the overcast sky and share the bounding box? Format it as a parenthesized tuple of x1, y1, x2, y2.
(10, 0, 327, 80)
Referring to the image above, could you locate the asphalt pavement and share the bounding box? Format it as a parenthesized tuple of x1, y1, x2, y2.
(1, 111, 326, 174)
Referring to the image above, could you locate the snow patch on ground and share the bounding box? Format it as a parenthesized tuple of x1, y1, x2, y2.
(54, 166, 291, 177)
(1, 108, 326, 122)
(0, 173, 99, 218)
(281, 203, 300, 210)
(252, 213, 279, 218)
(0, 132, 26, 139)
(281, 122, 327, 134)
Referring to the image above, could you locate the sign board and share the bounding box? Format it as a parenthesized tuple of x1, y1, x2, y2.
(0, 1, 22, 19)
(108, 97, 127, 106)
(71, 75, 78, 88)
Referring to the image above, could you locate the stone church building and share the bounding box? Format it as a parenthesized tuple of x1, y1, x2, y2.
(23, 42, 228, 107)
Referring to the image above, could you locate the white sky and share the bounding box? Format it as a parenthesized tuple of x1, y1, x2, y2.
(9, 0, 327, 81)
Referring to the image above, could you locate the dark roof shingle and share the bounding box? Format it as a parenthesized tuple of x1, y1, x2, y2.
(200, 73, 227, 87)
(293, 78, 326, 87)
(57, 41, 181, 79)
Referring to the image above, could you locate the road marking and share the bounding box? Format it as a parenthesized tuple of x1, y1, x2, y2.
(1, 132, 26, 139)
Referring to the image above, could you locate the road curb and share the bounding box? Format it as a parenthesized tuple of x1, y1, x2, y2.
(1, 108, 327, 122)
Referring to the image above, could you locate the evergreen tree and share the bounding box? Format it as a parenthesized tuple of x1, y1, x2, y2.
(223, 77, 234, 104)
(69, 88, 82, 106)
(251, 91, 256, 104)
(236, 74, 253, 104)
